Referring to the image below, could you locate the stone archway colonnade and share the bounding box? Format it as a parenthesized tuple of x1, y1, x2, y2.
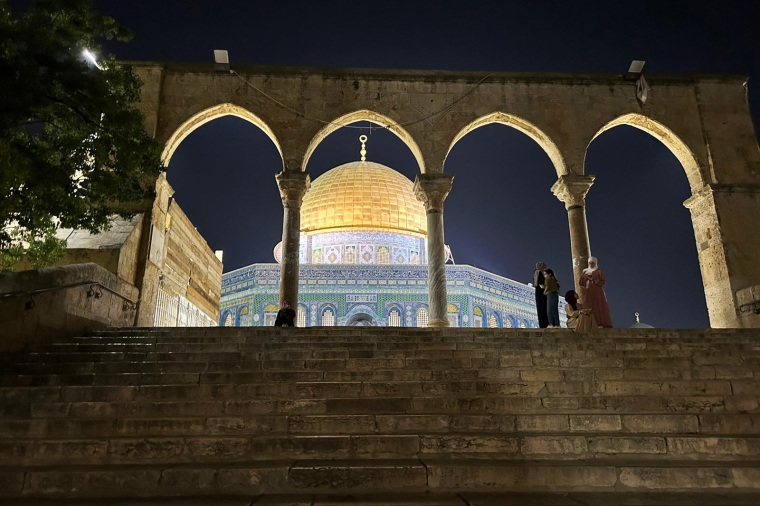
(130, 62, 760, 328)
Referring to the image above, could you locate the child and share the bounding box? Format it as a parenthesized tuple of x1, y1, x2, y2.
(543, 269, 560, 327)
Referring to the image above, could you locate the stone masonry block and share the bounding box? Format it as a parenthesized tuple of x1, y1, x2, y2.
(699, 414, 760, 434)
(376, 414, 449, 433)
(587, 437, 666, 455)
(24, 469, 162, 497)
(618, 467, 733, 489)
(158, 467, 216, 493)
(32, 440, 109, 463)
(250, 436, 350, 458)
(217, 464, 290, 494)
(186, 437, 251, 458)
(622, 415, 699, 433)
(667, 437, 760, 457)
(289, 460, 426, 491)
(351, 435, 420, 456)
(520, 436, 588, 456)
(569, 415, 622, 432)
(420, 435, 519, 455)
(427, 462, 617, 489)
(517, 415, 569, 432)
(731, 467, 760, 489)
(289, 415, 377, 434)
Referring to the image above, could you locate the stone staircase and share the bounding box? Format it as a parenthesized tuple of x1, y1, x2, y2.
(1, 327, 760, 504)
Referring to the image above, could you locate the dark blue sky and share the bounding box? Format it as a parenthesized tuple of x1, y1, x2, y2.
(89, 0, 760, 328)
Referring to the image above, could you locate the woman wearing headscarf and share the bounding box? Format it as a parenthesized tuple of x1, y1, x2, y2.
(533, 262, 548, 328)
(564, 290, 596, 332)
(579, 257, 613, 328)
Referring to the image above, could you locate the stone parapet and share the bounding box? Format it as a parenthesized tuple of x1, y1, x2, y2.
(0, 263, 138, 351)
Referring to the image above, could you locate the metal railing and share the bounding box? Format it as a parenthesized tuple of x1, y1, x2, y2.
(0, 280, 138, 309)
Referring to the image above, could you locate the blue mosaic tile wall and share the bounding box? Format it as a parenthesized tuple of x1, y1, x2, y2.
(220, 263, 564, 328)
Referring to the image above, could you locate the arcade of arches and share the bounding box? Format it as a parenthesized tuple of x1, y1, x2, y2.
(131, 62, 760, 328)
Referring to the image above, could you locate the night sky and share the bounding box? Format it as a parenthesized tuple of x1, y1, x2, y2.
(89, 0, 760, 329)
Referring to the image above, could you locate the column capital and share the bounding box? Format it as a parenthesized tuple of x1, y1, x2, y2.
(275, 170, 311, 207)
(414, 173, 454, 213)
(551, 174, 595, 209)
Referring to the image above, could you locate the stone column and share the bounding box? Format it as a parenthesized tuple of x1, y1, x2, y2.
(414, 173, 454, 327)
(275, 170, 310, 308)
(684, 184, 760, 328)
(551, 175, 595, 298)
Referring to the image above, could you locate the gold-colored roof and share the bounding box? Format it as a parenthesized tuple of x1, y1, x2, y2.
(301, 161, 427, 237)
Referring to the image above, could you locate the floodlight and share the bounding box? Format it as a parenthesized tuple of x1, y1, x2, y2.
(624, 59, 646, 81)
(214, 50, 230, 72)
(628, 60, 646, 73)
(82, 49, 103, 70)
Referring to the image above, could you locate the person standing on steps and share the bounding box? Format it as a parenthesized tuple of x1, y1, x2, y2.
(579, 256, 613, 328)
(533, 261, 548, 328)
(274, 300, 296, 327)
(543, 268, 560, 328)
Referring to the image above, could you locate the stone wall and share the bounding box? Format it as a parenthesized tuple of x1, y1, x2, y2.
(162, 195, 223, 322)
(0, 263, 138, 352)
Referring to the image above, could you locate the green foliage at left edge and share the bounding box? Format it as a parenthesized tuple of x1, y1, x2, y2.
(0, 0, 164, 255)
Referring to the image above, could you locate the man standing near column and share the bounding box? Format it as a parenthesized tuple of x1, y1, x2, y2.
(533, 261, 549, 328)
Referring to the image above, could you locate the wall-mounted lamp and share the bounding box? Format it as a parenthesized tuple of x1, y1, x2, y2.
(214, 49, 230, 72)
(624, 60, 646, 80)
(25, 296, 35, 310)
(624, 60, 650, 105)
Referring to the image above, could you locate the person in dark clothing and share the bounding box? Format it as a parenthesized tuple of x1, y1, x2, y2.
(274, 300, 296, 327)
(533, 262, 548, 328)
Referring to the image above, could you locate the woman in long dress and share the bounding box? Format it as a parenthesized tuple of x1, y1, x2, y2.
(578, 257, 613, 328)
(564, 290, 596, 331)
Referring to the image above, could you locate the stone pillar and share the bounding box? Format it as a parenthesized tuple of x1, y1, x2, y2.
(275, 170, 310, 308)
(684, 184, 760, 328)
(551, 175, 595, 298)
(135, 174, 173, 326)
(414, 173, 454, 327)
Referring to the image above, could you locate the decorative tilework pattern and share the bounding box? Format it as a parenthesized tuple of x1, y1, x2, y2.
(220, 263, 564, 329)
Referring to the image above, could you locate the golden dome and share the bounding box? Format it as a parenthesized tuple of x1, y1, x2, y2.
(301, 161, 426, 237)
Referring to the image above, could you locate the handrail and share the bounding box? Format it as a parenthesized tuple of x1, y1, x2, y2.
(0, 280, 138, 305)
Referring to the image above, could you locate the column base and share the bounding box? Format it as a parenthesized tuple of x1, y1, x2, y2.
(427, 318, 450, 328)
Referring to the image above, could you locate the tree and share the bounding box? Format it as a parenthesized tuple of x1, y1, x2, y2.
(0, 0, 163, 267)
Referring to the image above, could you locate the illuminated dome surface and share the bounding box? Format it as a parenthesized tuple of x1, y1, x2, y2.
(300, 161, 426, 237)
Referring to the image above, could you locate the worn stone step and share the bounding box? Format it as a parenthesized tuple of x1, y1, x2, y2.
(11, 491, 760, 506)
(2, 394, 756, 420)
(4, 434, 760, 466)
(3, 459, 760, 498)
(2, 413, 758, 439)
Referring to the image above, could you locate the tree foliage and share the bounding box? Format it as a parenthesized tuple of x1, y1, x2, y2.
(0, 0, 163, 255)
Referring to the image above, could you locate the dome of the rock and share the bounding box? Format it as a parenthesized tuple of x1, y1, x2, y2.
(300, 161, 426, 237)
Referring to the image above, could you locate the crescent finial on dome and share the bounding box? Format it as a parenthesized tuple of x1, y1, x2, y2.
(359, 134, 367, 162)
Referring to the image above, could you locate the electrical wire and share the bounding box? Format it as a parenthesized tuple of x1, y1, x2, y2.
(230, 69, 492, 131)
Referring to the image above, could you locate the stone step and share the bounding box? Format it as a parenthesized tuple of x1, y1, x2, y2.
(6, 350, 760, 368)
(2, 394, 757, 419)
(8, 491, 760, 506)
(2, 378, 755, 403)
(3, 413, 758, 438)
(4, 433, 760, 465)
(3, 459, 760, 498)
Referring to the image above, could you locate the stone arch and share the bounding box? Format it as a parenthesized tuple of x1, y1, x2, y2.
(444, 112, 568, 176)
(301, 109, 426, 173)
(160, 103, 284, 168)
(587, 113, 704, 193)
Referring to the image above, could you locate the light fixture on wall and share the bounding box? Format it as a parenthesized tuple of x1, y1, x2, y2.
(624, 60, 650, 106)
(214, 50, 230, 72)
(625, 60, 646, 80)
